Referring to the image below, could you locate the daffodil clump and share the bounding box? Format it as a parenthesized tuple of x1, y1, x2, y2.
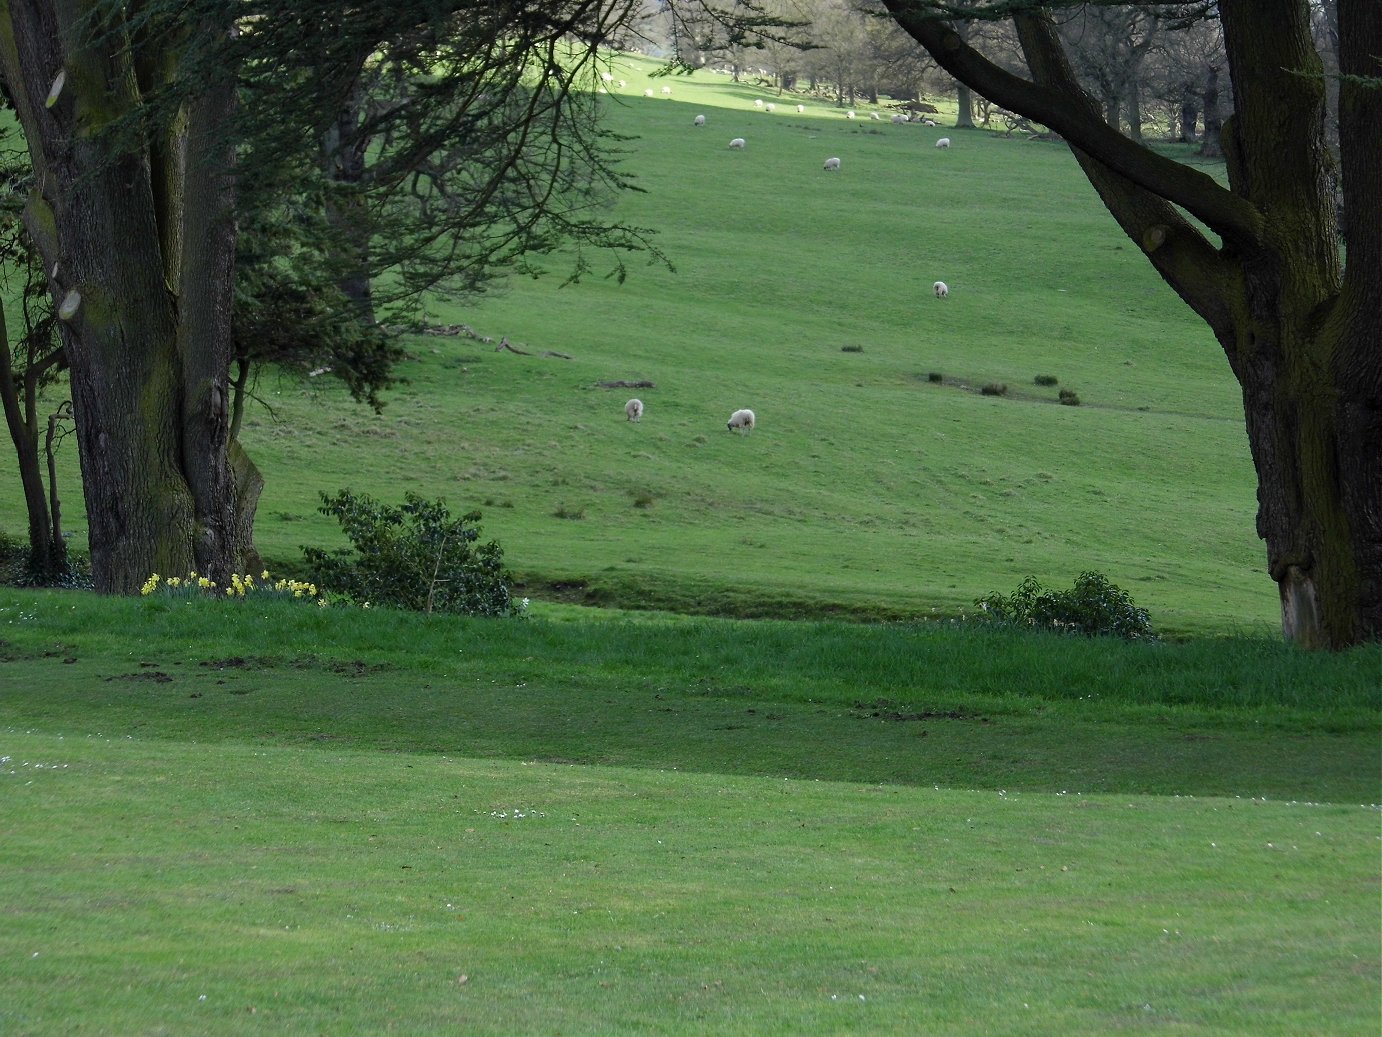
(140, 570, 325, 605)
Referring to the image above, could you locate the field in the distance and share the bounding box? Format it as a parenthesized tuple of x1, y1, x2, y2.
(3, 54, 1265, 635)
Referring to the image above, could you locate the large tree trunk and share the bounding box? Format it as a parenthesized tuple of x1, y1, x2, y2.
(0, 4, 244, 593)
(1179, 92, 1198, 142)
(954, 82, 975, 128)
(1126, 75, 1143, 142)
(1199, 64, 1223, 158)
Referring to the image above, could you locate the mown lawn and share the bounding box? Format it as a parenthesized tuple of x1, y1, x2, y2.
(2, 591, 1378, 1035)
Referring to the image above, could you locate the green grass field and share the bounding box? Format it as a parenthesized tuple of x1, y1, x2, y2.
(2, 56, 1378, 1036)
(3, 55, 1265, 637)
(2, 591, 1379, 1035)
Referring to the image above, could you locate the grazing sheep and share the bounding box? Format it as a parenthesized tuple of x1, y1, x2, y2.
(727, 408, 756, 433)
(644, 88, 654, 97)
(618, 80, 626, 89)
(625, 398, 644, 422)
(601, 72, 613, 83)
(661, 85, 671, 95)
(796, 103, 805, 113)
(890, 113, 907, 124)
(765, 102, 775, 112)
(754, 99, 763, 108)
(728, 137, 746, 149)
(823, 156, 841, 171)
(933, 281, 949, 298)
(869, 111, 880, 120)
(936, 137, 951, 148)
(846, 110, 856, 119)
(694, 114, 706, 126)
(923, 119, 937, 126)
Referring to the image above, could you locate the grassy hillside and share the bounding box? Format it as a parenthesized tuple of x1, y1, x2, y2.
(2, 55, 1267, 635)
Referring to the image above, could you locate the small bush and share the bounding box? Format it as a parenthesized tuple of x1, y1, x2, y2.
(927, 372, 943, 383)
(974, 571, 1156, 641)
(302, 490, 517, 616)
(632, 492, 655, 509)
(1034, 374, 1058, 386)
(553, 503, 586, 520)
(1059, 389, 1081, 406)
(841, 344, 864, 353)
(981, 382, 1008, 396)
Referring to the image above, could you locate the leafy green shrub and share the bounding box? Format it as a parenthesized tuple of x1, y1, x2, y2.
(974, 571, 1156, 641)
(1059, 389, 1081, 406)
(927, 372, 943, 383)
(841, 344, 864, 353)
(981, 382, 1008, 396)
(1034, 374, 1058, 386)
(302, 490, 518, 615)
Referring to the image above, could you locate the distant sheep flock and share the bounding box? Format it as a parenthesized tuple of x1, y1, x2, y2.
(613, 84, 958, 421)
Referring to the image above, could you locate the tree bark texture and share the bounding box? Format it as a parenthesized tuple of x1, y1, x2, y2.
(880, 0, 1381, 647)
(0, 1, 242, 593)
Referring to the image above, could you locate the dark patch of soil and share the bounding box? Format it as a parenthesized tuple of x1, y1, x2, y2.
(200, 656, 277, 671)
(851, 699, 989, 723)
(326, 659, 389, 677)
(106, 671, 173, 684)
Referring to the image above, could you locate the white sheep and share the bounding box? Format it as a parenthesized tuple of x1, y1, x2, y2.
(625, 398, 644, 422)
(796, 103, 805, 113)
(846, 110, 855, 119)
(754, 99, 763, 108)
(727, 408, 756, 433)
(661, 85, 671, 96)
(933, 281, 949, 298)
(765, 102, 775, 112)
(890, 113, 907, 124)
(694, 114, 706, 126)
(823, 156, 841, 171)
(728, 137, 746, 149)
(644, 88, 654, 98)
(601, 72, 613, 83)
(870, 111, 880, 120)
(923, 119, 937, 126)
(935, 137, 951, 148)
(618, 80, 626, 89)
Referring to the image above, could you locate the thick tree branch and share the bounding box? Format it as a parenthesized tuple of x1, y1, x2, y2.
(1009, 11, 1247, 345)
(878, 1, 1263, 245)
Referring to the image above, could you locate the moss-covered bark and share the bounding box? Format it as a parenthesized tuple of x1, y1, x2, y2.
(0, 2, 243, 593)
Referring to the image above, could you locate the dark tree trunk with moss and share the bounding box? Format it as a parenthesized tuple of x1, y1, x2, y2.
(0, 4, 245, 593)
(881, 0, 1381, 648)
